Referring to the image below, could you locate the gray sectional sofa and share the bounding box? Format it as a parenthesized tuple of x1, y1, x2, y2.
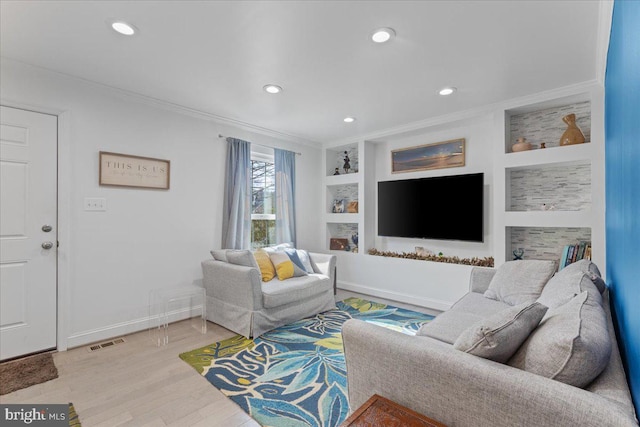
(202, 248, 336, 338)
(342, 260, 639, 427)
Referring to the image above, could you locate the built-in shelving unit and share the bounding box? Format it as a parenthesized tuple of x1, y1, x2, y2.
(322, 141, 375, 255)
(320, 82, 606, 310)
(494, 88, 605, 272)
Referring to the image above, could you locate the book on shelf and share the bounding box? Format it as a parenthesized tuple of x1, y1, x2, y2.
(559, 241, 592, 269)
(567, 245, 576, 266)
(559, 245, 570, 269)
(576, 241, 586, 261)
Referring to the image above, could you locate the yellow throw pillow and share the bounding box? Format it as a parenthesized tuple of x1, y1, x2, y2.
(268, 251, 295, 281)
(253, 249, 276, 282)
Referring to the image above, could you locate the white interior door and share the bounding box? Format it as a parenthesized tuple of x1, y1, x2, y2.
(0, 105, 57, 361)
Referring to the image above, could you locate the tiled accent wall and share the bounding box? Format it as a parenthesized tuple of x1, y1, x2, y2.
(329, 146, 359, 175)
(508, 227, 591, 262)
(509, 101, 591, 150)
(509, 162, 591, 211)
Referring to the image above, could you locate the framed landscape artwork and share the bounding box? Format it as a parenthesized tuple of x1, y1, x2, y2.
(391, 138, 465, 173)
(99, 151, 170, 189)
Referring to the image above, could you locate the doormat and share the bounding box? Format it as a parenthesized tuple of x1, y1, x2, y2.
(0, 351, 58, 395)
(180, 298, 434, 427)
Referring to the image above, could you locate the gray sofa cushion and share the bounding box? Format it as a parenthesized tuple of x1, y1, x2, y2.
(261, 273, 331, 308)
(417, 310, 484, 344)
(210, 249, 228, 262)
(226, 250, 260, 269)
(562, 259, 606, 294)
(509, 291, 612, 388)
(538, 268, 603, 311)
(417, 293, 511, 344)
(453, 302, 548, 363)
(446, 292, 511, 317)
(484, 260, 557, 305)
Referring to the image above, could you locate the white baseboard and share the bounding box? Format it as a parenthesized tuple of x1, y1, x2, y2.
(337, 281, 452, 312)
(66, 306, 203, 349)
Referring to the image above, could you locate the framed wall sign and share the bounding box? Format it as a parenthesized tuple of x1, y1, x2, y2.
(391, 138, 465, 173)
(99, 151, 170, 189)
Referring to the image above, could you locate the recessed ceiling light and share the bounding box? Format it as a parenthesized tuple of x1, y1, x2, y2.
(263, 84, 283, 94)
(439, 87, 457, 96)
(371, 28, 396, 43)
(110, 21, 137, 36)
(343, 117, 356, 123)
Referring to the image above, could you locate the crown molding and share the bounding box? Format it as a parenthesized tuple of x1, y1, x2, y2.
(595, 0, 614, 85)
(325, 79, 602, 147)
(1, 57, 321, 148)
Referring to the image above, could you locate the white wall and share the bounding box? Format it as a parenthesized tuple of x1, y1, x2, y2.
(335, 116, 496, 310)
(0, 59, 322, 348)
(373, 117, 495, 259)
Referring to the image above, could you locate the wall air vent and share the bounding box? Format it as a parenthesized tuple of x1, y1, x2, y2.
(87, 337, 126, 352)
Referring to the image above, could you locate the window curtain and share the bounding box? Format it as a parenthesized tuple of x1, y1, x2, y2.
(222, 137, 251, 249)
(274, 148, 296, 246)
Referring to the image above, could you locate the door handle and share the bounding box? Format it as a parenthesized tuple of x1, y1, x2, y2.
(42, 225, 53, 232)
(41, 241, 54, 250)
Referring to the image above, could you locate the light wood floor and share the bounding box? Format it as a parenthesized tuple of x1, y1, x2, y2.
(0, 291, 439, 426)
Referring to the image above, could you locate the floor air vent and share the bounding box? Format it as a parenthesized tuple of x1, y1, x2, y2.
(87, 337, 126, 352)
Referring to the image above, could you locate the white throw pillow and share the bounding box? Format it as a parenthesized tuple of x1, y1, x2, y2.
(296, 249, 315, 274)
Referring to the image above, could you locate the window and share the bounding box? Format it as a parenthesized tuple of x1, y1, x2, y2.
(251, 157, 276, 249)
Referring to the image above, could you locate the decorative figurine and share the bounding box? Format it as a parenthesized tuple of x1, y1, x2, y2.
(512, 137, 533, 152)
(333, 167, 340, 175)
(540, 142, 547, 149)
(513, 248, 525, 260)
(343, 151, 351, 174)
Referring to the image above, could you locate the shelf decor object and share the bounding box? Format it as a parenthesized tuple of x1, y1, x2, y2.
(391, 138, 465, 173)
(330, 238, 349, 251)
(368, 248, 494, 267)
(332, 199, 345, 213)
(99, 151, 170, 189)
(342, 151, 352, 174)
(330, 146, 358, 176)
(351, 232, 358, 252)
(513, 248, 525, 260)
(512, 137, 533, 152)
(559, 113, 586, 146)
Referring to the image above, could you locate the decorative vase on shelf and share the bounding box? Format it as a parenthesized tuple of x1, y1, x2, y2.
(559, 113, 586, 146)
(512, 137, 532, 152)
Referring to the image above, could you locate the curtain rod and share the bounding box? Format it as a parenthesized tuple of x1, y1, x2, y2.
(218, 134, 302, 156)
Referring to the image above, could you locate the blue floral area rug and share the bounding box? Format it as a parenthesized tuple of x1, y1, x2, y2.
(179, 298, 434, 427)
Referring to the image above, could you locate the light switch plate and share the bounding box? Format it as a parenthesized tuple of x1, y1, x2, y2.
(84, 197, 107, 211)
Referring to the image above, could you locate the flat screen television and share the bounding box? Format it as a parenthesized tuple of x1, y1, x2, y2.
(378, 172, 484, 242)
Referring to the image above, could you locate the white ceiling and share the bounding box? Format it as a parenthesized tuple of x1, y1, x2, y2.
(0, 1, 603, 144)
